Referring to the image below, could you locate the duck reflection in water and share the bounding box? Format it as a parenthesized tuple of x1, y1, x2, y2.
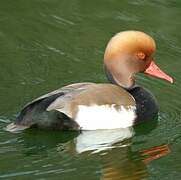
(70, 122, 170, 179)
(22, 120, 170, 180)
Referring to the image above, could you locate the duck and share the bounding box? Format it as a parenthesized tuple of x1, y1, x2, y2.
(6, 30, 173, 132)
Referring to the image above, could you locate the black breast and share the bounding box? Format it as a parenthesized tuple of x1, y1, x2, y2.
(128, 86, 159, 124)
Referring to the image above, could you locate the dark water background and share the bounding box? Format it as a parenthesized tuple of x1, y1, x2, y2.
(0, 0, 181, 179)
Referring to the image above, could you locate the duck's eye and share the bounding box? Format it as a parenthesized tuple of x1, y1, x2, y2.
(136, 52, 146, 61)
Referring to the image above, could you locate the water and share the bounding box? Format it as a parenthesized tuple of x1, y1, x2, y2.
(0, 0, 181, 179)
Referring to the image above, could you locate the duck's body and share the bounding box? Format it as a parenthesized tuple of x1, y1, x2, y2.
(6, 31, 173, 132)
(7, 83, 136, 131)
(6, 83, 158, 132)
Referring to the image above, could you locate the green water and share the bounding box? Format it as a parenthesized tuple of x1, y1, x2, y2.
(0, 0, 181, 179)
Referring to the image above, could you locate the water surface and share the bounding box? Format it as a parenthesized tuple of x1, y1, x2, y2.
(0, 0, 181, 179)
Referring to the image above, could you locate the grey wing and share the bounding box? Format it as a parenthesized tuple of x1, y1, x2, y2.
(46, 83, 95, 118)
(6, 83, 95, 132)
(14, 82, 94, 126)
(16, 82, 95, 122)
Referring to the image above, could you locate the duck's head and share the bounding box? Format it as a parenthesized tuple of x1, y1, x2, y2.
(104, 31, 173, 89)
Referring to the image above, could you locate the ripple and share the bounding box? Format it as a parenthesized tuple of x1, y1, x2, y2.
(0, 137, 18, 145)
(115, 11, 140, 22)
(0, 117, 11, 123)
(0, 170, 39, 178)
(51, 15, 75, 25)
(46, 45, 65, 55)
(34, 167, 76, 175)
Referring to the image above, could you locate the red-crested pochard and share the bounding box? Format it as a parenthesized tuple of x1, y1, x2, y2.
(6, 31, 173, 132)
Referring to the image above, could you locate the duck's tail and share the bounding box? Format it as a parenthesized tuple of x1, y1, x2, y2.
(5, 122, 29, 133)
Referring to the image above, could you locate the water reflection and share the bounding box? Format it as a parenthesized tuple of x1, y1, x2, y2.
(100, 144, 170, 180)
(17, 119, 170, 180)
(74, 128, 133, 154)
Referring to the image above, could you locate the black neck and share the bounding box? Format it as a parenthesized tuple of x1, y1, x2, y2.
(128, 86, 159, 124)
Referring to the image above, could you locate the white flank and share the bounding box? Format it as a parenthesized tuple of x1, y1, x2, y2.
(75, 104, 136, 130)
